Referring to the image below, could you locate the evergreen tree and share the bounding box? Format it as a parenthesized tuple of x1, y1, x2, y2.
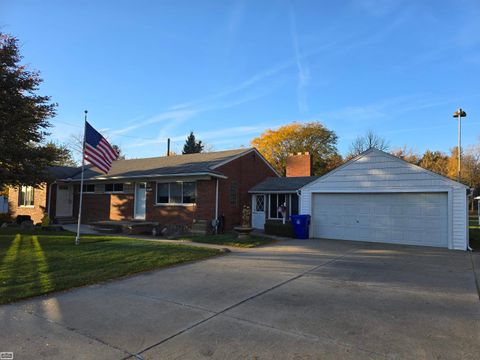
(182, 132, 204, 154)
(0, 32, 62, 186)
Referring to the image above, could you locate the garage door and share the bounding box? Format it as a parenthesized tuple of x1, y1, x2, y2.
(311, 193, 448, 247)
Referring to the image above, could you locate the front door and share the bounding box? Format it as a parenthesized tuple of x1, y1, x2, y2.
(252, 194, 266, 229)
(134, 182, 147, 220)
(56, 184, 73, 217)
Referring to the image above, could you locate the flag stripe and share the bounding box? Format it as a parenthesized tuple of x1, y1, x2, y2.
(85, 151, 110, 173)
(83, 122, 118, 174)
(98, 141, 116, 162)
(85, 143, 110, 166)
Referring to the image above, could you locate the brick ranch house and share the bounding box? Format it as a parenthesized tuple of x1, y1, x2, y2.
(9, 148, 278, 231)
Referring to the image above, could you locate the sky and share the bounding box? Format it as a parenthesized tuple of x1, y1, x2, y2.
(2, 0, 480, 160)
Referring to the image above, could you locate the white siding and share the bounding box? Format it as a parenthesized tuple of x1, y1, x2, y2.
(300, 149, 468, 250)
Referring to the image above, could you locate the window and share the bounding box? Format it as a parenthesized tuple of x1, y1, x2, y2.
(156, 182, 197, 204)
(157, 183, 169, 203)
(19, 186, 34, 207)
(269, 194, 278, 218)
(229, 181, 238, 206)
(82, 184, 95, 193)
(291, 194, 299, 216)
(268, 193, 298, 219)
(169, 182, 182, 204)
(105, 183, 123, 193)
(183, 182, 196, 203)
(255, 195, 265, 212)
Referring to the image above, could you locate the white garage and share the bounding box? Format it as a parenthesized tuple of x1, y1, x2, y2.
(300, 149, 469, 250)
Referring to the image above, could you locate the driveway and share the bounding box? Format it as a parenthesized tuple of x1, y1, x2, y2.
(1, 239, 479, 359)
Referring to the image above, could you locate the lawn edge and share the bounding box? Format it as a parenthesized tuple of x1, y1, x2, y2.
(0, 247, 227, 306)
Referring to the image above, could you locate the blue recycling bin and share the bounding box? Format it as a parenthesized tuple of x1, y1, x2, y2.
(290, 214, 311, 239)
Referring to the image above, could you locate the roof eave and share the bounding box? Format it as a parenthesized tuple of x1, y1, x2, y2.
(60, 171, 228, 182)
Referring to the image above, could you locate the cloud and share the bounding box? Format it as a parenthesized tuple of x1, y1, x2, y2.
(289, 4, 310, 113)
(109, 109, 200, 137)
(227, 0, 245, 35)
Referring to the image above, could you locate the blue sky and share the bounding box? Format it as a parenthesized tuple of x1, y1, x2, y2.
(2, 0, 480, 159)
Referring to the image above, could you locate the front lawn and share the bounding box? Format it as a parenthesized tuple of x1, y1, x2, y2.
(0, 229, 220, 304)
(469, 216, 480, 250)
(180, 233, 275, 248)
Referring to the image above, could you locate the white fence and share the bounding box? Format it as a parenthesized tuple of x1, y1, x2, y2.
(0, 196, 8, 214)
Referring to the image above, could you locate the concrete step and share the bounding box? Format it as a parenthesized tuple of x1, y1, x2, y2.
(56, 217, 77, 224)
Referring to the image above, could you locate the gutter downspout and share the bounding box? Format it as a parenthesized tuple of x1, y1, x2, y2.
(215, 179, 219, 234)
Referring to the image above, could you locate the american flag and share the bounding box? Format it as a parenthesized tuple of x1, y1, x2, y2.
(84, 121, 118, 173)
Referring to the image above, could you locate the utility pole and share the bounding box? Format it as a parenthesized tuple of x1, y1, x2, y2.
(453, 108, 467, 182)
(167, 138, 171, 156)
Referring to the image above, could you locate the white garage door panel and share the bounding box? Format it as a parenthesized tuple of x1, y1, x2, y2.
(312, 193, 448, 247)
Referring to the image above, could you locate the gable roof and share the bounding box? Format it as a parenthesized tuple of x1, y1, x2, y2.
(249, 176, 319, 193)
(64, 148, 259, 181)
(302, 148, 468, 190)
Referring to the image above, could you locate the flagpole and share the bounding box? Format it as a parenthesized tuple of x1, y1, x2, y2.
(75, 110, 88, 245)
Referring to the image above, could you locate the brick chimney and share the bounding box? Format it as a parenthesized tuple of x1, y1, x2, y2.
(286, 152, 312, 177)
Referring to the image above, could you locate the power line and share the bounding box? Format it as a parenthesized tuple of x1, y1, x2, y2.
(53, 119, 161, 141)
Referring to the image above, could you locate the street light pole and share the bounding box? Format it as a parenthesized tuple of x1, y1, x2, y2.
(453, 108, 467, 182)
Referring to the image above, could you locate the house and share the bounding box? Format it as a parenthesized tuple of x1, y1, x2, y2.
(250, 148, 469, 250)
(8, 148, 278, 231)
(249, 153, 318, 228)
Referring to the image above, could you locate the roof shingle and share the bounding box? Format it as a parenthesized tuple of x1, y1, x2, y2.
(249, 176, 318, 192)
(65, 148, 252, 180)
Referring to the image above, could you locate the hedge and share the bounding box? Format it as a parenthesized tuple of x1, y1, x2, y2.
(264, 220, 295, 238)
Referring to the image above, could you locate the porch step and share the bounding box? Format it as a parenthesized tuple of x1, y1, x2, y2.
(191, 220, 210, 235)
(56, 217, 77, 225)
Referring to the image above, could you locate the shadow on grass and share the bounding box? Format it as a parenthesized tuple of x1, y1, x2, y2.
(0, 230, 220, 304)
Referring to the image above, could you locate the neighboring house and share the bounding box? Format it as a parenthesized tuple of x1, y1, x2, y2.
(8, 166, 79, 224)
(251, 148, 469, 250)
(8, 148, 277, 230)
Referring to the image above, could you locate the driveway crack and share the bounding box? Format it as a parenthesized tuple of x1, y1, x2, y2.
(131, 248, 365, 358)
(22, 308, 133, 358)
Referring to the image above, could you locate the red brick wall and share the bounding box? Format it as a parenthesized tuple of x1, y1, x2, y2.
(194, 180, 216, 220)
(8, 183, 49, 224)
(72, 187, 134, 223)
(145, 181, 195, 225)
(286, 153, 312, 177)
(216, 150, 277, 229)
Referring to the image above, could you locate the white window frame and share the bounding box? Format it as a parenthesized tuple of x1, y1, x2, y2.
(155, 181, 197, 206)
(267, 193, 299, 220)
(104, 183, 124, 193)
(19, 185, 35, 207)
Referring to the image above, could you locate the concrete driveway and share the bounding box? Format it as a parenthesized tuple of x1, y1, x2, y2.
(1, 239, 479, 359)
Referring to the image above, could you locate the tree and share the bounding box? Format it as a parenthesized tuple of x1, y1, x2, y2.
(182, 131, 204, 154)
(68, 131, 124, 161)
(112, 144, 126, 160)
(419, 150, 449, 177)
(348, 130, 389, 158)
(390, 146, 420, 165)
(0, 32, 63, 186)
(46, 142, 77, 167)
(251, 122, 340, 176)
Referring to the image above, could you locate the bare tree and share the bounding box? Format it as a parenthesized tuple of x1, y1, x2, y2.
(348, 130, 389, 158)
(68, 132, 125, 161)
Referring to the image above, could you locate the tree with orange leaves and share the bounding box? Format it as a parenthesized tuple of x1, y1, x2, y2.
(251, 122, 340, 176)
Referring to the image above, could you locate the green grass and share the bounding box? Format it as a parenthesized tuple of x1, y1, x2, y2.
(469, 216, 480, 250)
(0, 229, 220, 304)
(180, 233, 276, 248)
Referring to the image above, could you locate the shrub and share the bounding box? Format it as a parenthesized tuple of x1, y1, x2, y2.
(15, 215, 32, 224)
(264, 220, 295, 238)
(0, 213, 12, 225)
